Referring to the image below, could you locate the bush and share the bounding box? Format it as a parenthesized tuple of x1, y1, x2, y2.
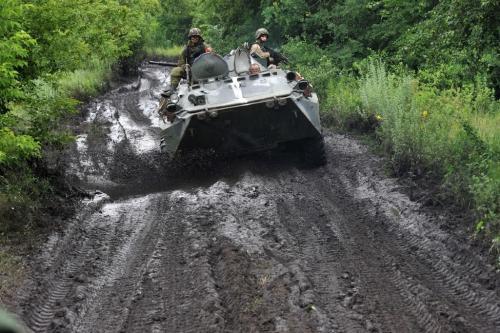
(0, 168, 49, 232)
(323, 76, 361, 128)
(0, 0, 35, 111)
(282, 40, 339, 105)
(0, 128, 40, 168)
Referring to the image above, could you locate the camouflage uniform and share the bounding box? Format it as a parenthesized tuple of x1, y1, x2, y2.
(250, 28, 272, 67)
(170, 28, 210, 89)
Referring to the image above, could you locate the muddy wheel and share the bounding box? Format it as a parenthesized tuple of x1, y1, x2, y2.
(300, 136, 327, 167)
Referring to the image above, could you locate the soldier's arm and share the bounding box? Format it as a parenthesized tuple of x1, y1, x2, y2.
(250, 44, 270, 59)
(177, 48, 187, 66)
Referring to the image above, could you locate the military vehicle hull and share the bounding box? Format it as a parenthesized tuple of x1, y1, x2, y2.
(161, 96, 320, 153)
(159, 50, 326, 165)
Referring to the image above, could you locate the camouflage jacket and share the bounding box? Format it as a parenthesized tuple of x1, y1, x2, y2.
(178, 40, 209, 66)
(250, 40, 271, 59)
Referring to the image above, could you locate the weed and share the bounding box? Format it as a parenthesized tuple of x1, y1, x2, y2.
(257, 274, 271, 289)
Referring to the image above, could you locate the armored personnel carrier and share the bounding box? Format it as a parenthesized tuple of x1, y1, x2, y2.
(157, 48, 326, 166)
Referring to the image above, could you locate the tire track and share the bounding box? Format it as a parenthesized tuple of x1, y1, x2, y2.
(313, 133, 500, 332)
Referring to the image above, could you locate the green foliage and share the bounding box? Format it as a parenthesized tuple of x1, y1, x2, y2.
(144, 45, 184, 59)
(394, 0, 500, 93)
(359, 60, 420, 169)
(471, 162, 499, 239)
(0, 0, 35, 111)
(190, 0, 264, 53)
(154, 0, 499, 94)
(154, 0, 195, 46)
(22, 0, 160, 76)
(0, 77, 78, 147)
(283, 40, 337, 100)
(155, 0, 265, 54)
(57, 60, 112, 98)
(0, 128, 40, 167)
(259, 0, 500, 94)
(0, 0, 162, 231)
(323, 77, 361, 127)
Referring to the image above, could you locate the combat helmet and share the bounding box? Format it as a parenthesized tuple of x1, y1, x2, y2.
(188, 28, 202, 38)
(255, 28, 269, 40)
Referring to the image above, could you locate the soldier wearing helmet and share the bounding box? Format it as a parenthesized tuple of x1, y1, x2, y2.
(250, 28, 273, 67)
(170, 28, 212, 89)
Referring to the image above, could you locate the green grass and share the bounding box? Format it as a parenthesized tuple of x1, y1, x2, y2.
(57, 59, 112, 98)
(143, 45, 183, 59)
(471, 111, 500, 153)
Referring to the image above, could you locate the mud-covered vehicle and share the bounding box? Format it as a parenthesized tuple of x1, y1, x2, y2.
(157, 48, 326, 166)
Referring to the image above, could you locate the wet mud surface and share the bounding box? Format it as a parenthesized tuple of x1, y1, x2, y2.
(14, 65, 500, 332)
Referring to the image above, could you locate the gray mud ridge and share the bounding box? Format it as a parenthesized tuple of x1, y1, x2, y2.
(14, 64, 500, 333)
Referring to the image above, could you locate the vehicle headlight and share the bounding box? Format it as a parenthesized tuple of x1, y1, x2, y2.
(170, 93, 179, 104)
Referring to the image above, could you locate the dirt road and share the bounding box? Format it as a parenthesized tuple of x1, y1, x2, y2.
(15, 65, 500, 332)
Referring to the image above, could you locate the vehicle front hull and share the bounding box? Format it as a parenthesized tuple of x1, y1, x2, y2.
(160, 95, 321, 157)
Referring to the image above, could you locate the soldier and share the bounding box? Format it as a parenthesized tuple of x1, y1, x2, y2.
(249, 63, 261, 75)
(250, 28, 288, 68)
(250, 28, 272, 67)
(170, 28, 212, 90)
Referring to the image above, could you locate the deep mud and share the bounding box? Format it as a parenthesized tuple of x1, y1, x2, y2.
(13, 64, 500, 332)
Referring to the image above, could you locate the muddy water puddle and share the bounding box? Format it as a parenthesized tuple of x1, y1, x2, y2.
(14, 65, 500, 333)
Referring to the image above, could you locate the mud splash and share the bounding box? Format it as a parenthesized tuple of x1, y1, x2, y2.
(14, 64, 500, 333)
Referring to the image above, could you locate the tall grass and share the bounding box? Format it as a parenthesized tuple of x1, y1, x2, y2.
(324, 60, 500, 251)
(57, 59, 112, 98)
(143, 45, 183, 59)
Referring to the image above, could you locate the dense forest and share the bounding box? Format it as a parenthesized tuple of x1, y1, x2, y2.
(1, 1, 499, 250)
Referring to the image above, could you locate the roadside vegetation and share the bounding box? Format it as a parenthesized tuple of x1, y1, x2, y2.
(0, 0, 160, 232)
(1, 0, 499, 254)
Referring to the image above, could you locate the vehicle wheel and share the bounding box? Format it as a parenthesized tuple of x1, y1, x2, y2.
(301, 136, 327, 167)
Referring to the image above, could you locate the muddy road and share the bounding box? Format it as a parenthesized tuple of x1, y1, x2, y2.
(15, 65, 500, 332)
